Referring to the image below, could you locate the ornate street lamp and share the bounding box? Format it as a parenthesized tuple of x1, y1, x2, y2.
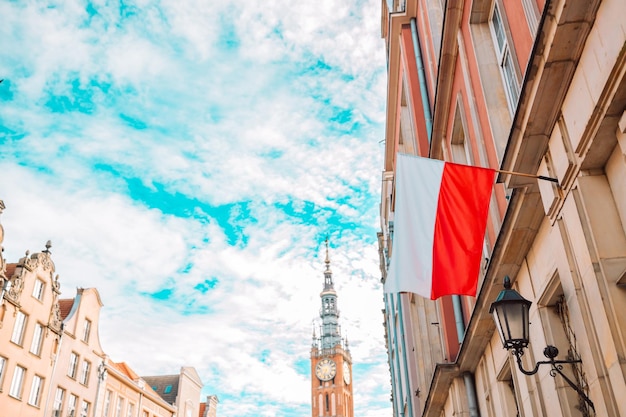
(490, 276, 595, 412)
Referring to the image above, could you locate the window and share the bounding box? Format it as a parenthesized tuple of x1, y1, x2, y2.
(0, 356, 7, 387)
(30, 323, 45, 356)
(164, 384, 172, 394)
(115, 396, 125, 417)
(103, 390, 112, 417)
(80, 400, 90, 417)
(11, 311, 28, 345)
(490, 2, 519, 113)
(68, 394, 77, 417)
(79, 361, 91, 386)
(9, 365, 26, 399)
(53, 387, 65, 417)
(82, 319, 91, 343)
(142, 411, 149, 417)
(68, 353, 79, 379)
(126, 403, 135, 417)
(32, 279, 45, 300)
(28, 374, 44, 406)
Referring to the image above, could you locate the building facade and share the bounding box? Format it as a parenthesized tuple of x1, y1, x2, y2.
(378, 0, 626, 416)
(0, 201, 217, 417)
(311, 243, 354, 417)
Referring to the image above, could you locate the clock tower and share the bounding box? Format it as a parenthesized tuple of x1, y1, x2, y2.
(311, 241, 354, 417)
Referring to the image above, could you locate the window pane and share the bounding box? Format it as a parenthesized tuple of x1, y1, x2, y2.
(68, 394, 78, 417)
(491, 4, 506, 52)
(503, 51, 520, 104)
(82, 320, 91, 343)
(80, 361, 91, 385)
(80, 400, 90, 417)
(9, 365, 25, 398)
(11, 311, 27, 345)
(30, 323, 44, 355)
(0, 356, 6, 382)
(68, 353, 78, 378)
(53, 387, 65, 412)
(116, 397, 125, 417)
(28, 375, 43, 406)
(32, 279, 45, 300)
(103, 390, 112, 417)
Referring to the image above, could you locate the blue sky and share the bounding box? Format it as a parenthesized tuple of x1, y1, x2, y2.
(0, 0, 389, 416)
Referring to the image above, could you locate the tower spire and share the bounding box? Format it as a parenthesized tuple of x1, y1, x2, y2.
(323, 237, 334, 290)
(319, 238, 341, 349)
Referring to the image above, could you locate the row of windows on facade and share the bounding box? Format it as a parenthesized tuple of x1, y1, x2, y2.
(9, 311, 92, 376)
(1, 356, 164, 417)
(11, 278, 92, 346)
(1, 346, 92, 406)
(1, 277, 94, 414)
(314, 392, 351, 417)
(0, 356, 90, 416)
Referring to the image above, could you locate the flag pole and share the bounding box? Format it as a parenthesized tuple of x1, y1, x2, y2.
(496, 169, 559, 184)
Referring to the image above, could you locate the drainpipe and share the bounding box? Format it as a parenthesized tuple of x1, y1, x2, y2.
(452, 296, 480, 416)
(463, 373, 481, 417)
(452, 295, 466, 343)
(397, 295, 414, 417)
(391, 294, 405, 417)
(410, 18, 433, 142)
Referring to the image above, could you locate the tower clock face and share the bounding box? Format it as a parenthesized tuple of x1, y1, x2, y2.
(343, 361, 351, 384)
(315, 358, 337, 381)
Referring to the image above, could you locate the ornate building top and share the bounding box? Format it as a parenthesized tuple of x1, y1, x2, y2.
(312, 239, 350, 355)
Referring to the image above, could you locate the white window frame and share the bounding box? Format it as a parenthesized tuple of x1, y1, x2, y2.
(28, 374, 44, 406)
(9, 365, 26, 399)
(68, 353, 79, 379)
(126, 402, 135, 417)
(82, 319, 91, 343)
(53, 387, 66, 416)
(103, 390, 112, 417)
(68, 394, 78, 417)
(489, 2, 520, 114)
(80, 400, 90, 417)
(79, 361, 91, 386)
(116, 397, 125, 417)
(30, 323, 45, 356)
(0, 356, 7, 387)
(32, 279, 45, 301)
(11, 311, 28, 345)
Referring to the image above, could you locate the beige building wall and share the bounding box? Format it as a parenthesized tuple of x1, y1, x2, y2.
(0, 246, 63, 417)
(175, 367, 203, 417)
(100, 362, 175, 417)
(49, 288, 106, 417)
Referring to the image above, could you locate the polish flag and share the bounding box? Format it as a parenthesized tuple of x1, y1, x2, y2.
(383, 154, 495, 300)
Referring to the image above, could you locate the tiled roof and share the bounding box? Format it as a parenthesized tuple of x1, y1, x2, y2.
(59, 299, 74, 319)
(4, 263, 16, 277)
(199, 402, 206, 417)
(142, 375, 179, 405)
(112, 362, 140, 381)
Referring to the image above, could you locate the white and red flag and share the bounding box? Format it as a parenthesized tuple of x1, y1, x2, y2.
(383, 154, 495, 300)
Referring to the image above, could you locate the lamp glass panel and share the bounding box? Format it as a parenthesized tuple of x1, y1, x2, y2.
(492, 309, 507, 347)
(495, 303, 528, 347)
